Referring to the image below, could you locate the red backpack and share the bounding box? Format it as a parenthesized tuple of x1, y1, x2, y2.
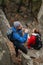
(27, 35, 37, 48)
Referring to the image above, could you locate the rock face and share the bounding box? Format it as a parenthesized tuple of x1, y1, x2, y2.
(0, 9, 10, 37)
(38, 0, 43, 20)
(21, 48, 43, 65)
(1, 0, 41, 24)
(37, 0, 43, 41)
(0, 31, 11, 65)
(0, 9, 15, 65)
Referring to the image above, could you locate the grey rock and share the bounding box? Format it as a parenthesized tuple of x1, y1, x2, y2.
(0, 9, 10, 37)
(0, 32, 13, 65)
(0, 37, 11, 65)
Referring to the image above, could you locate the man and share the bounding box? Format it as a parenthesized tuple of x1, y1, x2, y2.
(11, 21, 30, 60)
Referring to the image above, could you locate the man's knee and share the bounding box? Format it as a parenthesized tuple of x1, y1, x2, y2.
(19, 45, 27, 54)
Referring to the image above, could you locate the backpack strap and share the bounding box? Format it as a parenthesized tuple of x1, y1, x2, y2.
(32, 33, 39, 36)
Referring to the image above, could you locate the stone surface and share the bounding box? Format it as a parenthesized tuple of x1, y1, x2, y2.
(0, 32, 11, 65)
(21, 47, 43, 65)
(1, 0, 41, 23)
(38, 0, 43, 20)
(0, 9, 10, 37)
(37, 0, 43, 41)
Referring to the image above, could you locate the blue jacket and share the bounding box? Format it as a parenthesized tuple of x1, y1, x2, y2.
(11, 27, 28, 45)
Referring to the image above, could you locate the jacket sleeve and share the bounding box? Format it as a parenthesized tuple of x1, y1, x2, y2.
(13, 32, 28, 43)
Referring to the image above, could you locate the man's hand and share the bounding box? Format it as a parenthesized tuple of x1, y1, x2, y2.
(24, 29, 29, 33)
